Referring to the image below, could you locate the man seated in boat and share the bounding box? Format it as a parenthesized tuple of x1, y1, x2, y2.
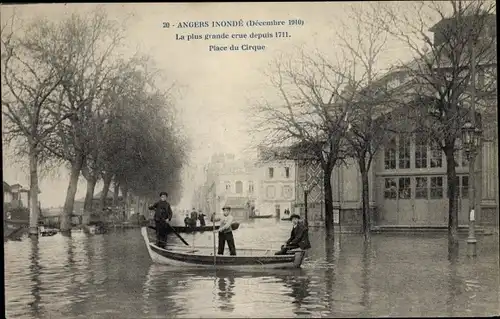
(275, 214, 311, 255)
(148, 192, 173, 248)
(216, 205, 237, 256)
(184, 214, 191, 227)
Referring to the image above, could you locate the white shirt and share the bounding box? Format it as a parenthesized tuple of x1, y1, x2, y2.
(218, 214, 234, 232)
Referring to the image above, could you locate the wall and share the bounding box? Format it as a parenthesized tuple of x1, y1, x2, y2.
(257, 160, 295, 217)
(4, 191, 13, 203)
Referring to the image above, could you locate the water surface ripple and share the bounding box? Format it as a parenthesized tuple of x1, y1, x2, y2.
(5, 220, 499, 318)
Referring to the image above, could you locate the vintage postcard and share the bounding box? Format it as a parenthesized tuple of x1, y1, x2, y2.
(2, 2, 498, 318)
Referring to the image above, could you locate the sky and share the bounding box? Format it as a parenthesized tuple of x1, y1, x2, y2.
(1, 2, 418, 208)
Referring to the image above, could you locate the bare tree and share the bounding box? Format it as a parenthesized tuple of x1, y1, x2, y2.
(370, 0, 497, 242)
(334, 4, 394, 238)
(1, 14, 78, 235)
(35, 10, 127, 232)
(250, 52, 353, 229)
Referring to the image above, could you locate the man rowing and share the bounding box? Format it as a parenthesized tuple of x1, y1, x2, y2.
(148, 192, 173, 248)
(215, 205, 237, 256)
(275, 214, 311, 255)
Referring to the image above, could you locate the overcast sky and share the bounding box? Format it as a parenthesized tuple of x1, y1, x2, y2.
(2, 2, 418, 208)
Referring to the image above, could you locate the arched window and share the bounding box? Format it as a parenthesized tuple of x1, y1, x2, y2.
(235, 181, 243, 194)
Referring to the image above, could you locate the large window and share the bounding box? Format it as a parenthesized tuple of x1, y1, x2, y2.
(461, 175, 469, 199)
(415, 133, 428, 168)
(235, 181, 243, 194)
(268, 167, 274, 178)
(415, 177, 428, 199)
(384, 138, 397, 169)
(398, 135, 411, 169)
(398, 177, 411, 199)
(285, 167, 290, 178)
(430, 142, 443, 168)
(430, 176, 443, 199)
(248, 181, 254, 193)
(384, 178, 397, 199)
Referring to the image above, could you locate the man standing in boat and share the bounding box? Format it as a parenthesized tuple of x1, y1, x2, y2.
(216, 205, 237, 256)
(198, 209, 206, 226)
(148, 192, 173, 248)
(190, 208, 198, 228)
(275, 214, 311, 255)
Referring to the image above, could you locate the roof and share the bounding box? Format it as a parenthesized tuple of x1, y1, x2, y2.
(224, 197, 249, 209)
(429, 13, 496, 33)
(3, 181, 11, 192)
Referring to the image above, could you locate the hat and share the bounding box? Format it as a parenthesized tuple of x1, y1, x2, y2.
(222, 205, 231, 211)
(159, 191, 168, 197)
(290, 214, 301, 220)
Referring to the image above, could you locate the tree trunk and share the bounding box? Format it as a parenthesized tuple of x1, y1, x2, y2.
(28, 145, 40, 236)
(135, 195, 141, 216)
(122, 185, 129, 219)
(83, 176, 97, 225)
(112, 180, 120, 206)
(445, 146, 459, 243)
(323, 166, 334, 230)
(359, 160, 371, 238)
(100, 173, 113, 210)
(60, 153, 85, 232)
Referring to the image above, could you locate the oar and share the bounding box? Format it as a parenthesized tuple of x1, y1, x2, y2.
(212, 217, 216, 269)
(148, 223, 190, 246)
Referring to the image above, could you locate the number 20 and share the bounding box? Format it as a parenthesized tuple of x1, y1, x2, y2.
(162, 22, 170, 28)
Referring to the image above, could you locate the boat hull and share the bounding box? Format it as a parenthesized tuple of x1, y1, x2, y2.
(141, 227, 306, 269)
(171, 225, 220, 233)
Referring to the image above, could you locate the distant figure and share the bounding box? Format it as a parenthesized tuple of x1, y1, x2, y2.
(148, 192, 173, 248)
(184, 214, 191, 227)
(275, 214, 311, 255)
(198, 210, 206, 226)
(190, 208, 198, 228)
(284, 209, 290, 216)
(216, 205, 236, 256)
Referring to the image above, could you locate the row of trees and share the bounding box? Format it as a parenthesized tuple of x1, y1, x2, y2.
(2, 9, 188, 234)
(251, 0, 496, 242)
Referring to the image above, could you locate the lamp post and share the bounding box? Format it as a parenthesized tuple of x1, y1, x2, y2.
(461, 33, 482, 258)
(301, 181, 309, 226)
(462, 122, 482, 257)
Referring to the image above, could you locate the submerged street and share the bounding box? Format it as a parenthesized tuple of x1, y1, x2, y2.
(5, 219, 499, 318)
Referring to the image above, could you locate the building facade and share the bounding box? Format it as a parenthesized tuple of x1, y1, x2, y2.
(255, 158, 296, 218)
(332, 13, 498, 229)
(202, 153, 257, 220)
(294, 161, 325, 223)
(4, 182, 31, 209)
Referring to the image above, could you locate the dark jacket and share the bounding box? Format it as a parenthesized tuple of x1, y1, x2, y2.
(286, 221, 311, 249)
(149, 200, 173, 222)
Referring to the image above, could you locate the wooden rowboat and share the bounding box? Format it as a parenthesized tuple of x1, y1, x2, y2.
(249, 214, 273, 219)
(170, 222, 239, 233)
(141, 227, 307, 269)
(149, 222, 240, 233)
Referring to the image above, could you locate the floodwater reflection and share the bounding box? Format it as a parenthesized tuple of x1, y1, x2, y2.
(216, 271, 236, 312)
(28, 237, 42, 318)
(4, 222, 500, 318)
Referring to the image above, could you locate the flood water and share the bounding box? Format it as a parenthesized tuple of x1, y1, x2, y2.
(5, 219, 500, 318)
